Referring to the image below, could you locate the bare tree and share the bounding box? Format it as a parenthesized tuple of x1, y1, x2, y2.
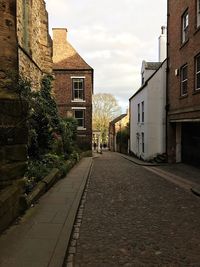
(93, 93, 121, 143)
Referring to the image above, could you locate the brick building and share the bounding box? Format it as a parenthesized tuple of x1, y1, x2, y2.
(52, 28, 93, 150)
(109, 113, 129, 153)
(167, 0, 200, 165)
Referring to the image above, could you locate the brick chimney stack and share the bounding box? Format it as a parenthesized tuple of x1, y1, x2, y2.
(53, 28, 68, 44)
(52, 28, 69, 64)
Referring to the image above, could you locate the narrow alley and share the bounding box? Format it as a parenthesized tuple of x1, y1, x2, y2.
(67, 152, 200, 267)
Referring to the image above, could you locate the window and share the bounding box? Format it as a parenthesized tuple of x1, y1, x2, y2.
(142, 132, 144, 153)
(180, 64, 188, 96)
(182, 11, 189, 43)
(23, 0, 30, 51)
(141, 101, 144, 122)
(196, 54, 200, 90)
(74, 110, 85, 128)
(72, 78, 84, 100)
(197, 0, 200, 27)
(138, 103, 140, 123)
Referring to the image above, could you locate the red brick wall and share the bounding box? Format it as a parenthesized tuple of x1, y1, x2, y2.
(167, 0, 200, 162)
(53, 69, 93, 150)
(168, 0, 200, 120)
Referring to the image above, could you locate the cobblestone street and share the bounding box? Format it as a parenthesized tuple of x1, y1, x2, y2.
(70, 152, 200, 267)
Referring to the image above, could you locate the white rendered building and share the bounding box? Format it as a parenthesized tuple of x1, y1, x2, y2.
(129, 27, 167, 161)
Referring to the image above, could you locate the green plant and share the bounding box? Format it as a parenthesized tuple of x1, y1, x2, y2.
(14, 74, 80, 192)
(60, 117, 78, 157)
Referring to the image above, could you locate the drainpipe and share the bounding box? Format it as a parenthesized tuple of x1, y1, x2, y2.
(166, 0, 170, 162)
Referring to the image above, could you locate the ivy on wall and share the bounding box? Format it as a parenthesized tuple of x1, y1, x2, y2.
(16, 74, 78, 190)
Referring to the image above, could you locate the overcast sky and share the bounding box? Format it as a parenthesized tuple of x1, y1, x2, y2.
(45, 0, 167, 112)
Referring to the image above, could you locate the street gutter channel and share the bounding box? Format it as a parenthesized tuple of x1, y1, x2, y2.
(62, 161, 93, 267)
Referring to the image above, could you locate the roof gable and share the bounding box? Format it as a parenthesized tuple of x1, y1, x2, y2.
(53, 28, 92, 70)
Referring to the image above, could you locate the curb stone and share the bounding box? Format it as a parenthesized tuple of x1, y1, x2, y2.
(20, 159, 78, 211)
(191, 186, 200, 197)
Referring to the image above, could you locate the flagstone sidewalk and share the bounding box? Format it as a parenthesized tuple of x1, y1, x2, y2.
(0, 157, 93, 267)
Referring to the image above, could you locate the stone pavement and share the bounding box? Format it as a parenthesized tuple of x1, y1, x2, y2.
(0, 157, 93, 267)
(122, 153, 200, 196)
(72, 152, 200, 267)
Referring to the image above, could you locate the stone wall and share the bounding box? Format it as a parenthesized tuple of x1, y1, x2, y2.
(0, 0, 52, 189)
(0, 0, 53, 231)
(0, 0, 18, 97)
(0, 0, 27, 189)
(17, 0, 52, 89)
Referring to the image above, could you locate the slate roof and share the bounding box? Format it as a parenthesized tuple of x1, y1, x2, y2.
(110, 114, 127, 125)
(129, 59, 167, 101)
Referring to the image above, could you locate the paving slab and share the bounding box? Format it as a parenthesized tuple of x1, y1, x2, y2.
(0, 157, 93, 267)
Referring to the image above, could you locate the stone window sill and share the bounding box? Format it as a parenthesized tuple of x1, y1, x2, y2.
(179, 94, 188, 100)
(77, 127, 86, 131)
(192, 89, 200, 95)
(194, 26, 200, 36)
(179, 39, 189, 50)
(71, 99, 86, 103)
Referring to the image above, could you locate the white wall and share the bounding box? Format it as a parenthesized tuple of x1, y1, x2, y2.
(141, 61, 156, 85)
(147, 60, 167, 159)
(130, 89, 147, 159)
(130, 60, 167, 160)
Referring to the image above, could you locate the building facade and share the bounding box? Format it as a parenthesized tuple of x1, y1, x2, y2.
(109, 113, 129, 153)
(129, 60, 167, 161)
(167, 0, 200, 165)
(53, 28, 93, 150)
(129, 27, 167, 161)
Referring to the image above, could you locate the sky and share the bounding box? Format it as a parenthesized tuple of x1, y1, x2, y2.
(45, 0, 167, 113)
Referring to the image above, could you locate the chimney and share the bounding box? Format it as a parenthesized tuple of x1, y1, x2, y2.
(158, 26, 167, 62)
(52, 28, 68, 44)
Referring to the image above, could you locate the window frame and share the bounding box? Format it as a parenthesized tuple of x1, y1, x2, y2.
(197, 0, 200, 28)
(142, 132, 144, 153)
(195, 54, 200, 91)
(72, 78, 85, 101)
(180, 64, 188, 96)
(141, 101, 144, 123)
(22, 0, 30, 52)
(182, 10, 189, 44)
(74, 109, 85, 128)
(137, 103, 140, 123)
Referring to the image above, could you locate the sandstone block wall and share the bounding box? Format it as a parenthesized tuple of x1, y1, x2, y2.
(0, 0, 53, 189)
(0, 0, 18, 97)
(17, 0, 52, 89)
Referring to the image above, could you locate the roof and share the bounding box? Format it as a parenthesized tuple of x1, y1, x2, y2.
(53, 42, 92, 70)
(110, 114, 127, 125)
(53, 31, 93, 70)
(129, 59, 167, 101)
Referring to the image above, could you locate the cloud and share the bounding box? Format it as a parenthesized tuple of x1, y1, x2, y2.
(45, 0, 167, 112)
